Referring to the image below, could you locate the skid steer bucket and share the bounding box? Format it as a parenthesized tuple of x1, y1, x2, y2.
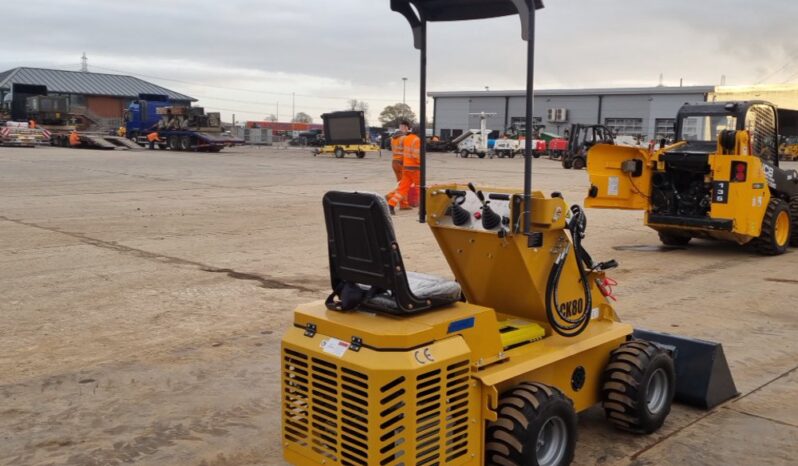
(634, 329, 739, 409)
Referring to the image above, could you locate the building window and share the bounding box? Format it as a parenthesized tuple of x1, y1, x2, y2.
(655, 119, 676, 141)
(440, 129, 452, 140)
(605, 118, 643, 138)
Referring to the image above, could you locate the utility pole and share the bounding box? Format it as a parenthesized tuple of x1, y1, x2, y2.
(292, 92, 296, 121)
(402, 77, 408, 105)
(276, 102, 279, 122)
(81, 52, 88, 72)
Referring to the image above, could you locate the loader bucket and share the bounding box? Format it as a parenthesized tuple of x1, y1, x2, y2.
(633, 329, 739, 409)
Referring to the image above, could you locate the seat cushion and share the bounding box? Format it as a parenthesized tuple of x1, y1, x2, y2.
(365, 271, 461, 311)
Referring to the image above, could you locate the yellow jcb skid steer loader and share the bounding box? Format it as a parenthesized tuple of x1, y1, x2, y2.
(586, 101, 798, 255)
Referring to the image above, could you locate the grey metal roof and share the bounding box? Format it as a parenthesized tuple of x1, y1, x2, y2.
(0, 67, 196, 101)
(429, 85, 715, 98)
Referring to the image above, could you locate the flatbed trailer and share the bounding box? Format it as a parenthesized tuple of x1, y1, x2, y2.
(313, 143, 381, 158)
(132, 129, 243, 152)
(1, 126, 42, 147)
(48, 129, 143, 150)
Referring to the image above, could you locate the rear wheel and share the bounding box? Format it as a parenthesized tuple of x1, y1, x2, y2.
(658, 231, 691, 246)
(602, 340, 675, 434)
(752, 198, 791, 255)
(789, 196, 798, 247)
(561, 158, 573, 169)
(168, 135, 180, 151)
(572, 157, 586, 170)
(179, 135, 191, 151)
(485, 382, 576, 466)
(334, 147, 345, 158)
(460, 149, 470, 158)
(356, 151, 366, 158)
(477, 152, 486, 159)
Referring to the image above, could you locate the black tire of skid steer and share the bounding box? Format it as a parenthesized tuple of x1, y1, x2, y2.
(751, 198, 791, 255)
(658, 231, 691, 246)
(790, 196, 798, 247)
(601, 340, 675, 434)
(485, 382, 577, 466)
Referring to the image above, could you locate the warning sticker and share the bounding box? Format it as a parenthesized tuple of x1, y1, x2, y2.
(608, 176, 619, 196)
(321, 338, 350, 358)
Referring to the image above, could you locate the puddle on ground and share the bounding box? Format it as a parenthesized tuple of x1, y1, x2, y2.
(613, 244, 687, 252)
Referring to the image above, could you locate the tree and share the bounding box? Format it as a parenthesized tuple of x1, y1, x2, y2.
(348, 99, 369, 115)
(292, 112, 313, 124)
(264, 114, 278, 122)
(379, 103, 416, 128)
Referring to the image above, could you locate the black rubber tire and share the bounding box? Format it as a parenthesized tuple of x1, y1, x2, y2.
(789, 196, 798, 247)
(658, 231, 691, 246)
(751, 198, 791, 255)
(572, 157, 586, 170)
(510, 151, 517, 159)
(533, 152, 541, 159)
(485, 382, 577, 466)
(561, 158, 573, 169)
(356, 151, 365, 159)
(334, 147, 345, 158)
(460, 149, 470, 158)
(179, 135, 191, 151)
(602, 340, 675, 434)
(168, 135, 180, 151)
(477, 152, 486, 159)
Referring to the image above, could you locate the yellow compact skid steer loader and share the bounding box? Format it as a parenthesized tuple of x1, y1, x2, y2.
(281, 2, 737, 465)
(586, 101, 798, 255)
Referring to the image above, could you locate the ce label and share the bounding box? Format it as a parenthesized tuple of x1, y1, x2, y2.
(414, 347, 435, 365)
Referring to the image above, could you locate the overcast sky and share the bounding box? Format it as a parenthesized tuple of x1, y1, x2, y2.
(2, 0, 797, 123)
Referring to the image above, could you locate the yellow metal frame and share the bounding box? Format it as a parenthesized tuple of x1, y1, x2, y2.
(315, 143, 380, 155)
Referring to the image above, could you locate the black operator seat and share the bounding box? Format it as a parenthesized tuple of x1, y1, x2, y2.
(322, 191, 462, 315)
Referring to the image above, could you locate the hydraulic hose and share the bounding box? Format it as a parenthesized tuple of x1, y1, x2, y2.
(545, 205, 593, 337)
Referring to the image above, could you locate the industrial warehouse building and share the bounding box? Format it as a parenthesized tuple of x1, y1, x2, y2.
(0, 67, 194, 124)
(430, 84, 798, 140)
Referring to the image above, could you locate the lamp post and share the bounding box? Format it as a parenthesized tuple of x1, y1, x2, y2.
(402, 77, 408, 105)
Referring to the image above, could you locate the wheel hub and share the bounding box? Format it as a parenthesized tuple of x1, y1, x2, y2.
(646, 368, 669, 414)
(536, 416, 568, 466)
(775, 210, 790, 246)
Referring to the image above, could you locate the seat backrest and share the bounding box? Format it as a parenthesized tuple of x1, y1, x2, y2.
(322, 191, 433, 314)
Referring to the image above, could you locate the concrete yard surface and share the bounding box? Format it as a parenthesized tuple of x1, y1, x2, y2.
(1, 145, 797, 466)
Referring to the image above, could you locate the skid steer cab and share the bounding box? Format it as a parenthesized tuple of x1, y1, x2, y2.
(281, 2, 737, 466)
(586, 101, 798, 255)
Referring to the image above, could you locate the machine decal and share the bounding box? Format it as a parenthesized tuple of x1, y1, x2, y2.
(414, 348, 435, 365)
(608, 176, 620, 196)
(320, 338, 350, 358)
(752, 182, 765, 189)
(712, 181, 729, 204)
(559, 298, 585, 318)
(447, 317, 475, 333)
(762, 163, 776, 188)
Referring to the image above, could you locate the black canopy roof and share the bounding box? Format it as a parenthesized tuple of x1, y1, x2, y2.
(391, 0, 543, 22)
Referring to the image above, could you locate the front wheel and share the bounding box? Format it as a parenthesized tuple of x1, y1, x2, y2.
(790, 196, 798, 247)
(334, 147, 345, 158)
(485, 382, 577, 466)
(459, 149, 470, 158)
(572, 157, 586, 170)
(658, 231, 691, 246)
(602, 340, 675, 434)
(561, 158, 573, 169)
(751, 198, 791, 255)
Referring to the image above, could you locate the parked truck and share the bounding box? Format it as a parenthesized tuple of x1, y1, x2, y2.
(125, 95, 241, 152)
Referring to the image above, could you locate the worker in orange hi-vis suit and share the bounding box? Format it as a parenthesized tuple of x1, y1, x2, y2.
(68, 130, 80, 147)
(387, 123, 421, 215)
(390, 121, 409, 181)
(146, 131, 161, 150)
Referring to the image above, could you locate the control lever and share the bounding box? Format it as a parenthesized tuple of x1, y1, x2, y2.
(468, 182, 501, 230)
(445, 191, 471, 226)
